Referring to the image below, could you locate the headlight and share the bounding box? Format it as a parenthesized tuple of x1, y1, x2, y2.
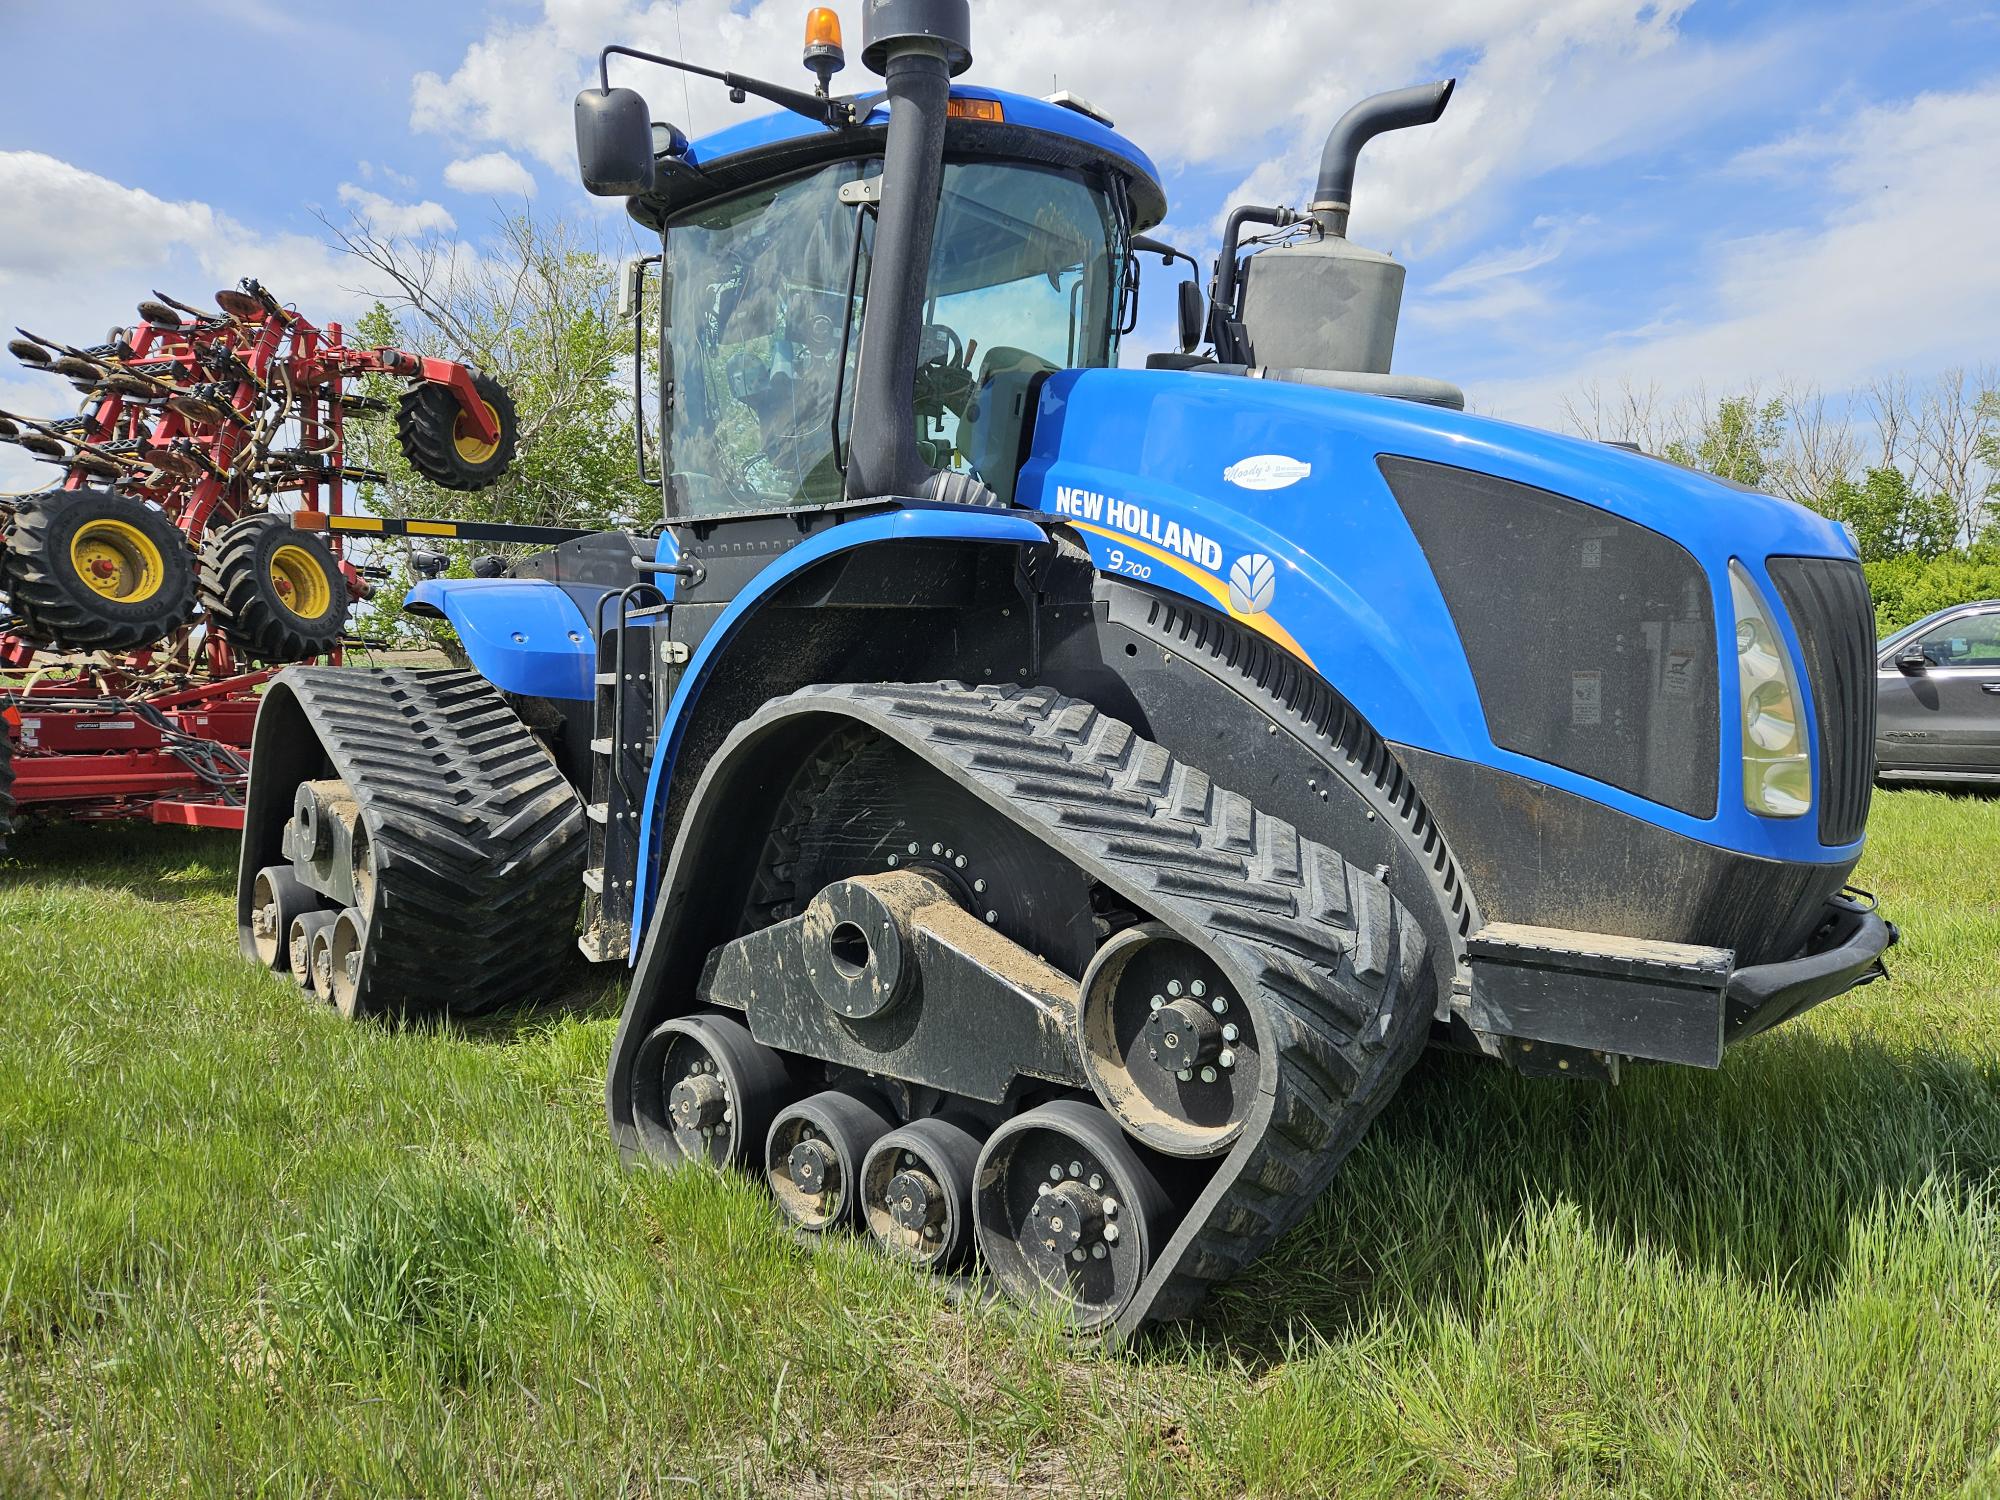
(1729, 560, 1810, 818)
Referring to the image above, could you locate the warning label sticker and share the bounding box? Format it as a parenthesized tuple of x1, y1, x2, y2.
(1571, 670, 1603, 726)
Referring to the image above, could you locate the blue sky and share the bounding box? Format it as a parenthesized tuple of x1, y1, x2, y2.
(4, 0, 1999, 493)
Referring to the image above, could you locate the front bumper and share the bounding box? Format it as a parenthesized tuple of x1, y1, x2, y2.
(1724, 892, 1896, 1044)
(1465, 892, 1897, 1071)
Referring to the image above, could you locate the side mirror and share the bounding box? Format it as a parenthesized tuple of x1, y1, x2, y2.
(574, 87, 656, 196)
(1895, 648, 1929, 676)
(1177, 280, 1207, 354)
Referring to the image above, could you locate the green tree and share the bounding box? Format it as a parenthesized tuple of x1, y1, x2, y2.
(327, 211, 657, 644)
(1662, 393, 1786, 488)
(1815, 466, 1957, 563)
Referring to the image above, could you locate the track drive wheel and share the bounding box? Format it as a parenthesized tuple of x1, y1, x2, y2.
(632, 1014, 791, 1168)
(973, 1100, 1172, 1332)
(395, 372, 517, 492)
(200, 514, 349, 662)
(1, 488, 195, 650)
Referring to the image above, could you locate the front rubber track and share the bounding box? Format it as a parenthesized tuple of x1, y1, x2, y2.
(248, 668, 585, 1018)
(634, 682, 1431, 1332)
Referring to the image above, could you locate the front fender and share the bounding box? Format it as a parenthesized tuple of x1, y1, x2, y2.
(405, 577, 594, 701)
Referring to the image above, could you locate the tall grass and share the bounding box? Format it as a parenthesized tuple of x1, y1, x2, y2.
(0, 791, 1995, 1497)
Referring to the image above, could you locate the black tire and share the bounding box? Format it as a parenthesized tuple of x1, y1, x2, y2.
(1, 488, 195, 651)
(395, 371, 516, 492)
(200, 514, 349, 663)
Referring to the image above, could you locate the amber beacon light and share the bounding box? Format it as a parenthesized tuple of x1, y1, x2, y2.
(803, 8, 846, 94)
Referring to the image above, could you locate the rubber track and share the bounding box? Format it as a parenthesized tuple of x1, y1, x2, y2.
(272, 668, 585, 1017)
(746, 682, 1430, 1330)
(200, 516, 346, 663)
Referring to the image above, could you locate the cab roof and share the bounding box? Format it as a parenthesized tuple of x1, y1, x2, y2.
(627, 84, 1167, 233)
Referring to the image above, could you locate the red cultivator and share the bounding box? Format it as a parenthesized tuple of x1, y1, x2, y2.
(0, 279, 515, 848)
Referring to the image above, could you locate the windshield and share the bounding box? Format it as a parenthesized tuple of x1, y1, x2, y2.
(661, 156, 1124, 517)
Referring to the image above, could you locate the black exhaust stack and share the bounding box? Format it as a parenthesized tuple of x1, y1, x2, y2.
(1311, 79, 1454, 238)
(843, 0, 973, 503)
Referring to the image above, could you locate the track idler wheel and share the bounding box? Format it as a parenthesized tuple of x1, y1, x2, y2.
(973, 1101, 1172, 1332)
(1077, 923, 1260, 1157)
(200, 514, 349, 663)
(288, 911, 336, 992)
(395, 372, 517, 492)
(0, 488, 196, 651)
(860, 1115, 983, 1271)
(249, 865, 315, 971)
(765, 1089, 894, 1233)
(632, 1014, 790, 1168)
(327, 906, 368, 1019)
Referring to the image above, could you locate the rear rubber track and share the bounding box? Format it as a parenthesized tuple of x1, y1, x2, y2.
(727, 682, 1431, 1330)
(268, 667, 585, 1017)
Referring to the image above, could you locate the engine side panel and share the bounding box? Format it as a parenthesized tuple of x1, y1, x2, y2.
(1016, 368, 1862, 865)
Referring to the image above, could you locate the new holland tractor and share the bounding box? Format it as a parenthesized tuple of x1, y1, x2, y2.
(232, 1, 1894, 1333)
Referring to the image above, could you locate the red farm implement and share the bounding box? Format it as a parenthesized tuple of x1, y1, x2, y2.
(0, 278, 516, 848)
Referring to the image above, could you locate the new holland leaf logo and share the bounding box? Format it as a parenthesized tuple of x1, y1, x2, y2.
(1228, 553, 1277, 615)
(1223, 454, 1312, 491)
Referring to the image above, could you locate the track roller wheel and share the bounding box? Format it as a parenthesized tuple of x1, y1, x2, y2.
(309, 922, 338, 999)
(1077, 923, 1260, 1157)
(973, 1101, 1172, 1332)
(200, 514, 349, 663)
(248, 865, 314, 971)
(395, 372, 517, 492)
(288, 911, 336, 992)
(327, 907, 367, 1019)
(765, 1089, 895, 1233)
(0, 488, 195, 651)
(631, 1014, 790, 1168)
(860, 1115, 983, 1271)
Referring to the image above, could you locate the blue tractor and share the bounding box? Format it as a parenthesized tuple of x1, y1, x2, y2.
(234, 1, 1894, 1333)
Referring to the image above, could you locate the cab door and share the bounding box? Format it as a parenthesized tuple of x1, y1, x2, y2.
(1876, 604, 2000, 778)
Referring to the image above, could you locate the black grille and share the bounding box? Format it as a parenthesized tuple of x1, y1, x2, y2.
(1381, 456, 1719, 818)
(1767, 557, 1875, 845)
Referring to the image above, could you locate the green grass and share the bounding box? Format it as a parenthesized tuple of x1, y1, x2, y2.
(1, 791, 1996, 1498)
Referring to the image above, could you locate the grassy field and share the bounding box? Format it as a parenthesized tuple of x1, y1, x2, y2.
(1, 790, 1996, 1498)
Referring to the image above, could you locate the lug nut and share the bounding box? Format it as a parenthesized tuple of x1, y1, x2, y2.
(1176, 1068, 1193, 1082)
(1166, 980, 1182, 996)
(1211, 997, 1228, 1014)
(1219, 1048, 1236, 1069)
(1102, 1222, 1120, 1244)
(1199, 1066, 1218, 1083)
(1091, 1243, 1107, 1259)
(1222, 1023, 1239, 1042)
(1102, 1197, 1118, 1218)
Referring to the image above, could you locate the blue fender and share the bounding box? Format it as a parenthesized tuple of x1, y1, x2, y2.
(405, 577, 595, 702)
(628, 506, 1048, 959)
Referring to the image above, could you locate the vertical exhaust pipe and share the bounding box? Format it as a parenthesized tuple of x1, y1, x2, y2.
(844, 0, 973, 502)
(1311, 79, 1454, 237)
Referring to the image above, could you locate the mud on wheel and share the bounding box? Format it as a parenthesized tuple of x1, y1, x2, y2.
(1, 488, 196, 651)
(394, 372, 517, 492)
(614, 681, 1431, 1334)
(200, 513, 349, 663)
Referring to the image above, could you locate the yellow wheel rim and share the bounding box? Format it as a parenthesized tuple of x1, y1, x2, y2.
(452, 399, 503, 465)
(269, 544, 333, 618)
(69, 518, 164, 603)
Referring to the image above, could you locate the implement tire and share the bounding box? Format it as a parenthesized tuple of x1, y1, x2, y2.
(395, 371, 517, 492)
(201, 514, 349, 663)
(1, 489, 195, 651)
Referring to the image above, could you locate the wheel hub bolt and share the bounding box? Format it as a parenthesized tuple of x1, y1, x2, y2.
(888, 1166, 943, 1233)
(669, 1072, 728, 1131)
(1146, 998, 1223, 1071)
(788, 1138, 832, 1195)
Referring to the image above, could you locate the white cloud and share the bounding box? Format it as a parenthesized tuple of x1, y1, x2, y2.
(444, 151, 539, 199)
(335, 182, 457, 236)
(1482, 83, 2000, 423)
(0, 151, 403, 492)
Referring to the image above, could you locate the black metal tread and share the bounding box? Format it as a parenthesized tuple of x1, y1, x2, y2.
(272, 667, 585, 1017)
(747, 681, 1429, 1330)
